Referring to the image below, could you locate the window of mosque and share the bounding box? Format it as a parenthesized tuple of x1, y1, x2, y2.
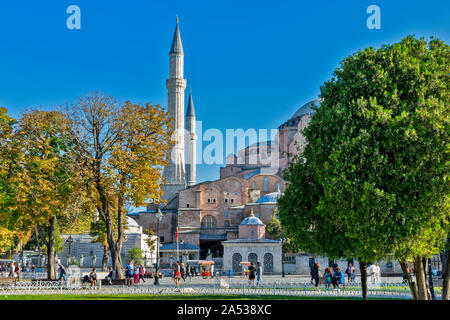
(250, 182, 257, 190)
(213, 198, 216, 203)
(250, 230, 256, 238)
(224, 208, 229, 217)
(262, 177, 270, 192)
(225, 199, 228, 203)
(201, 215, 217, 229)
(186, 204, 189, 208)
(208, 199, 210, 203)
(231, 199, 234, 203)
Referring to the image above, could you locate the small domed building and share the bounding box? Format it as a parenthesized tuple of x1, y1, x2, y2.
(222, 210, 282, 274)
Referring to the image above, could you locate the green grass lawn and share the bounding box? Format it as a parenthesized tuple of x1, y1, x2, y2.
(0, 294, 401, 300)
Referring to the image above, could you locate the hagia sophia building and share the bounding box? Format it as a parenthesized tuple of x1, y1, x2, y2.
(127, 18, 320, 275)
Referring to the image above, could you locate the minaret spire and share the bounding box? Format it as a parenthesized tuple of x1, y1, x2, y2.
(186, 87, 197, 187)
(162, 17, 187, 201)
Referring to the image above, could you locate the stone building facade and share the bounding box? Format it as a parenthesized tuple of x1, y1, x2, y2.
(222, 211, 282, 274)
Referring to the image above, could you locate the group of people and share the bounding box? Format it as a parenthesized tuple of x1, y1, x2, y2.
(246, 261, 263, 286)
(125, 260, 147, 286)
(172, 261, 197, 287)
(0, 262, 22, 279)
(311, 262, 357, 290)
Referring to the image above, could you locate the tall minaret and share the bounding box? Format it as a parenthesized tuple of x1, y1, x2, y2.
(186, 87, 197, 187)
(162, 17, 187, 201)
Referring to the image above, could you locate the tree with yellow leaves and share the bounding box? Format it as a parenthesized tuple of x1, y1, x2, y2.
(10, 110, 84, 279)
(68, 92, 172, 279)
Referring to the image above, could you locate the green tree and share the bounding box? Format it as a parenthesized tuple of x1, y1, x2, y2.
(10, 110, 82, 279)
(128, 248, 144, 265)
(278, 36, 449, 300)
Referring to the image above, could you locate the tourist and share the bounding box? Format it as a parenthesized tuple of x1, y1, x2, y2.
(311, 262, 320, 289)
(180, 263, 186, 281)
(125, 260, 133, 286)
(9, 262, 15, 278)
(186, 263, 191, 280)
(173, 261, 181, 288)
(105, 267, 115, 285)
(248, 261, 256, 286)
(324, 267, 332, 289)
(89, 268, 97, 288)
(374, 263, 381, 283)
(332, 267, 344, 289)
(139, 264, 145, 283)
(57, 261, 67, 287)
(256, 262, 263, 286)
(346, 263, 355, 282)
(133, 264, 140, 284)
(210, 263, 214, 279)
(15, 262, 21, 280)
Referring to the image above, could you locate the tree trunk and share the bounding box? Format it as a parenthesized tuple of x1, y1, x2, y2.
(400, 260, 417, 300)
(110, 244, 123, 279)
(442, 249, 450, 300)
(102, 245, 109, 272)
(414, 257, 429, 300)
(360, 262, 368, 300)
(46, 217, 56, 280)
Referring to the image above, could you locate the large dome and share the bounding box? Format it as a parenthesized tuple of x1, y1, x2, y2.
(255, 192, 281, 204)
(291, 99, 321, 119)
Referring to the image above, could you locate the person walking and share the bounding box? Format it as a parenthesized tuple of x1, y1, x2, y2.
(346, 263, 355, 283)
(311, 262, 320, 290)
(56, 261, 67, 287)
(186, 263, 191, 280)
(125, 260, 133, 286)
(173, 261, 181, 288)
(180, 263, 186, 282)
(374, 263, 381, 283)
(139, 264, 145, 283)
(210, 263, 214, 279)
(133, 264, 140, 284)
(15, 262, 21, 280)
(248, 261, 256, 286)
(256, 262, 263, 286)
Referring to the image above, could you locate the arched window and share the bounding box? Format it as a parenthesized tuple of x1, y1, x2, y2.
(274, 182, 282, 192)
(263, 253, 274, 273)
(250, 182, 257, 190)
(248, 253, 258, 264)
(201, 215, 217, 229)
(232, 253, 242, 273)
(250, 229, 256, 239)
(262, 178, 270, 192)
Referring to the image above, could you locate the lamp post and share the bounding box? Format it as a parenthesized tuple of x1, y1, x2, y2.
(65, 236, 74, 268)
(281, 236, 286, 278)
(154, 208, 163, 285)
(428, 258, 435, 300)
(179, 240, 184, 263)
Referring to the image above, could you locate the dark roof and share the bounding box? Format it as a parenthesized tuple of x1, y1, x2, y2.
(160, 242, 199, 251)
(223, 239, 281, 244)
(170, 18, 183, 54)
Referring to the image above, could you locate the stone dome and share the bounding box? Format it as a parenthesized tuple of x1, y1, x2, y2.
(291, 99, 321, 119)
(255, 192, 281, 204)
(240, 213, 264, 226)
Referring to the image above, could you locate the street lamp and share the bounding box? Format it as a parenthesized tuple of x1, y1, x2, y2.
(65, 236, 74, 267)
(281, 236, 286, 278)
(154, 208, 164, 285)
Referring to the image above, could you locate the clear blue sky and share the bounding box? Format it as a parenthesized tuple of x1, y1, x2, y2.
(0, 0, 449, 186)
